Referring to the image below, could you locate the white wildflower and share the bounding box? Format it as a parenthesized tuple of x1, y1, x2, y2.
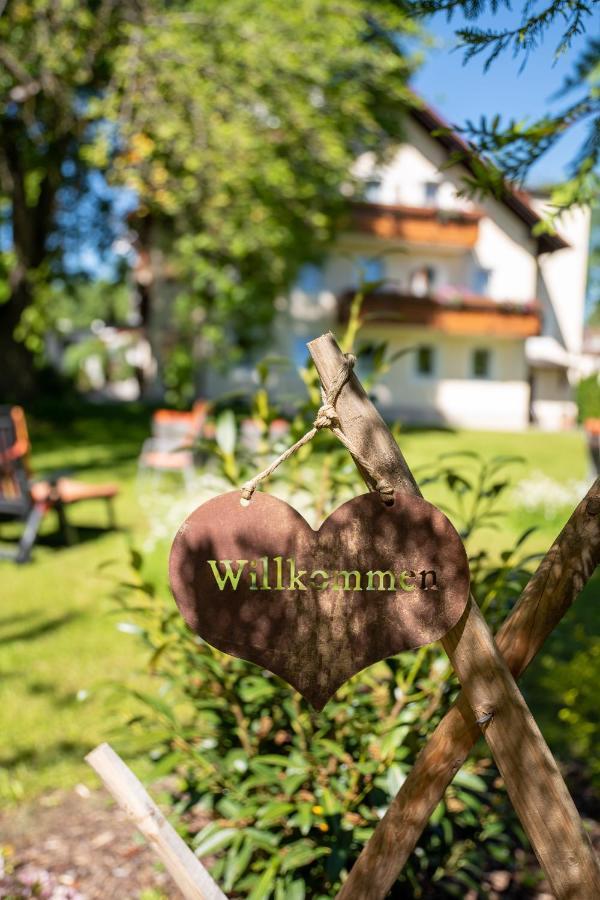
(512, 472, 590, 519)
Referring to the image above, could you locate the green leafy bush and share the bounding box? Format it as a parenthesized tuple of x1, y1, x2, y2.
(115, 445, 535, 897)
(576, 373, 600, 423)
(521, 569, 600, 791)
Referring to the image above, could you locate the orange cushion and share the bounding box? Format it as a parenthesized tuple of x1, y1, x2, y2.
(31, 478, 119, 505)
(140, 450, 194, 470)
(585, 418, 600, 435)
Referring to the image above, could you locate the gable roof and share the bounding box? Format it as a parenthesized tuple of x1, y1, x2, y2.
(409, 101, 569, 254)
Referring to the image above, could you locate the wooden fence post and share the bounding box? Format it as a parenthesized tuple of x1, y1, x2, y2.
(307, 332, 600, 900)
(335, 476, 600, 898)
(86, 743, 228, 900)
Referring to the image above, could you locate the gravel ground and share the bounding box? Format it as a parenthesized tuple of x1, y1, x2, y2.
(0, 785, 177, 899)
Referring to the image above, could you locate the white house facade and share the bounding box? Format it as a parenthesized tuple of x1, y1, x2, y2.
(262, 104, 590, 432)
(201, 101, 591, 431)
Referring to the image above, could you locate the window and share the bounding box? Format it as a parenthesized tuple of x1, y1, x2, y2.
(472, 266, 491, 295)
(410, 265, 437, 296)
(415, 345, 435, 377)
(356, 342, 377, 380)
(364, 177, 382, 202)
(424, 181, 439, 206)
(357, 256, 386, 287)
(472, 348, 492, 379)
(296, 263, 323, 294)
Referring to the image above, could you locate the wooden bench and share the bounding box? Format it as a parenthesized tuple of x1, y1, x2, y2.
(0, 406, 119, 563)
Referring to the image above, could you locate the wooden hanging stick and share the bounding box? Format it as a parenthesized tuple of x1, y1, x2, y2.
(307, 332, 600, 900)
(337, 476, 600, 899)
(86, 743, 228, 900)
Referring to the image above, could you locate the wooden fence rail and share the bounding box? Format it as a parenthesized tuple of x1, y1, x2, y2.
(86, 743, 227, 900)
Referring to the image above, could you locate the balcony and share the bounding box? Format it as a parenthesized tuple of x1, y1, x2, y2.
(348, 202, 482, 249)
(338, 289, 542, 338)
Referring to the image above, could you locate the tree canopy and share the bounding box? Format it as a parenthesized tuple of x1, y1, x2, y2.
(95, 0, 421, 401)
(0, 0, 419, 400)
(0, 0, 132, 395)
(1, 0, 598, 401)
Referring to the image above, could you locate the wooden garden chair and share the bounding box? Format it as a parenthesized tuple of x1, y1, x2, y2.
(0, 405, 119, 563)
(138, 399, 209, 487)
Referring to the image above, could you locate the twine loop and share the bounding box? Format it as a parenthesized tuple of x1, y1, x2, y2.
(240, 353, 393, 505)
(312, 352, 356, 432)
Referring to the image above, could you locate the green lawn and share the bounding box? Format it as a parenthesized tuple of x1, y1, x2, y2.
(1, 406, 597, 804)
(400, 426, 591, 553)
(0, 405, 154, 803)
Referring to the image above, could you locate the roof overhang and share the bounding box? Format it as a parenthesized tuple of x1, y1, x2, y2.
(526, 336, 579, 369)
(408, 102, 570, 255)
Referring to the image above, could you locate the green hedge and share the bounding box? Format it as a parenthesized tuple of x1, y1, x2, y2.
(576, 374, 600, 423)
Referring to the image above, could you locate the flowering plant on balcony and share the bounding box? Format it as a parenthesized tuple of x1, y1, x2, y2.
(434, 285, 474, 307)
(435, 207, 473, 224)
(497, 298, 538, 314)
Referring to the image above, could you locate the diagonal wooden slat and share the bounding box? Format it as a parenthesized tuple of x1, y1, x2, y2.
(307, 332, 600, 900)
(87, 743, 228, 900)
(337, 477, 600, 899)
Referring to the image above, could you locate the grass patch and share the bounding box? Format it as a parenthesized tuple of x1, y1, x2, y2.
(0, 404, 154, 803)
(401, 427, 590, 552)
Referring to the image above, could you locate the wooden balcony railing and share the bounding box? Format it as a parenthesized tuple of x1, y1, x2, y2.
(338, 290, 542, 338)
(349, 202, 482, 248)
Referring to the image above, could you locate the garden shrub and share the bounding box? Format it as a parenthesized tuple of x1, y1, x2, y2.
(116, 430, 537, 896)
(576, 373, 600, 423)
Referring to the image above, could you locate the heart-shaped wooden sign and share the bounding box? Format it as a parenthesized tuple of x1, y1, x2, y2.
(169, 490, 470, 709)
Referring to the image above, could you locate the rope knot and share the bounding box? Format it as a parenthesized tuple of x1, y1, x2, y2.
(375, 479, 395, 505)
(314, 403, 337, 429)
